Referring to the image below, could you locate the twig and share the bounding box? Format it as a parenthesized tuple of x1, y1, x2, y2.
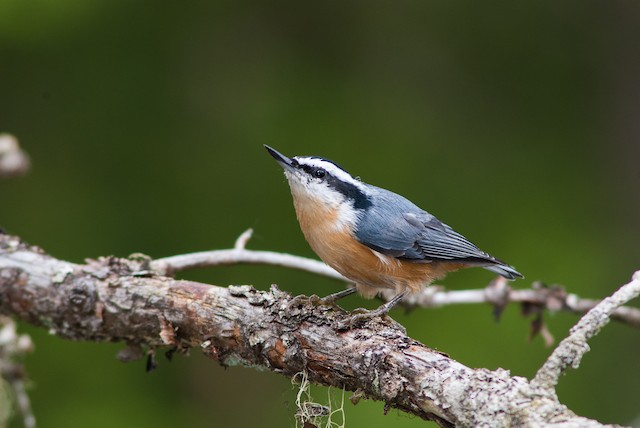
(0, 134, 30, 178)
(234, 228, 254, 250)
(531, 271, 640, 393)
(150, 229, 346, 281)
(0, 233, 620, 427)
(151, 229, 640, 330)
(0, 316, 36, 428)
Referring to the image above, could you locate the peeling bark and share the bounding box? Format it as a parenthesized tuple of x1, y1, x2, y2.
(0, 234, 623, 427)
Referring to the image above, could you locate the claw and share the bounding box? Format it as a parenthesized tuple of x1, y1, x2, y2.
(336, 309, 407, 334)
(287, 294, 311, 310)
(349, 307, 370, 315)
(287, 294, 346, 311)
(308, 294, 322, 305)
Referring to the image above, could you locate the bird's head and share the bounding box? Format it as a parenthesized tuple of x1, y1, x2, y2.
(264, 145, 372, 214)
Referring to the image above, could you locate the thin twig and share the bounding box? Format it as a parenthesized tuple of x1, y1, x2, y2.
(151, 229, 640, 330)
(150, 229, 346, 281)
(531, 270, 640, 392)
(234, 228, 254, 250)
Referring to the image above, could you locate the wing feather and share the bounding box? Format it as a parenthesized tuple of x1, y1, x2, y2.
(353, 187, 522, 279)
(354, 188, 495, 263)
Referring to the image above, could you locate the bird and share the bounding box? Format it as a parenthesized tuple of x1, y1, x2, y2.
(264, 145, 522, 321)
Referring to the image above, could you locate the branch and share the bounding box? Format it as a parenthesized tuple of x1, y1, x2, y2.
(0, 316, 35, 428)
(150, 228, 345, 280)
(531, 271, 640, 393)
(0, 232, 627, 427)
(151, 229, 640, 332)
(0, 134, 30, 178)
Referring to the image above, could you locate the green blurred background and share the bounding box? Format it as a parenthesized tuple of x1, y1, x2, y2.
(1, 1, 639, 426)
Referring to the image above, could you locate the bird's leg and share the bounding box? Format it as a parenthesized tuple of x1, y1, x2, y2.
(318, 287, 358, 305)
(340, 292, 408, 332)
(362, 291, 407, 318)
(293, 287, 357, 309)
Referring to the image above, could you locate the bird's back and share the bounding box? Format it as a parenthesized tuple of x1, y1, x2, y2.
(355, 184, 522, 279)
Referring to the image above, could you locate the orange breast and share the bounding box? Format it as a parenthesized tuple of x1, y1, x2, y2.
(291, 194, 460, 298)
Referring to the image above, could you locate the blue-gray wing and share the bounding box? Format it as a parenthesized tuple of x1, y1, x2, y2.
(353, 187, 522, 279)
(354, 187, 496, 263)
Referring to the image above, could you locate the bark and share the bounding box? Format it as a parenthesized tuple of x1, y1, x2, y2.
(0, 233, 625, 427)
(150, 229, 640, 333)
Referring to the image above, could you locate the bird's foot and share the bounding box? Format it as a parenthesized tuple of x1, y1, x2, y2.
(287, 294, 345, 311)
(308, 294, 331, 307)
(287, 294, 314, 310)
(337, 308, 406, 334)
(318, 287, 358, 306)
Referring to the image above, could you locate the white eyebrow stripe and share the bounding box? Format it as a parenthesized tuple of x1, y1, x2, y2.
(294, 157, 365, 190)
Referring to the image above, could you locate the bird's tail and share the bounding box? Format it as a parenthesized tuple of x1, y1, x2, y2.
(483, 263, 523, 280)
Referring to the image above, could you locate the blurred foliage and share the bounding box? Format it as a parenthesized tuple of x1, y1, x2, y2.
(1, 1, 639, 427)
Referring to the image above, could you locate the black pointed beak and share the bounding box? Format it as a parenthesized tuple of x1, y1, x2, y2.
(264, 145, 295, 172)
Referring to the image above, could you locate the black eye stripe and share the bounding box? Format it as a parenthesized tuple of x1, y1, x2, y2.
(297, 163, 327, 179)
(293, 157, 371, 209)
(325, 174, 372, 209)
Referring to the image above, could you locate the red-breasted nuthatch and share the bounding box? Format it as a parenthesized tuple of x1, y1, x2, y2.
(265, 145, 522, 319)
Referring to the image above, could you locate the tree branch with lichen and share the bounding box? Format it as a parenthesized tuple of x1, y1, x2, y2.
(1, 231, 637, 427)
(151, 228, 640, 341)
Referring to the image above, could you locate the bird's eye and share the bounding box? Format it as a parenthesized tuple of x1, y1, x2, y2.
(314, 169, 326, 179)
